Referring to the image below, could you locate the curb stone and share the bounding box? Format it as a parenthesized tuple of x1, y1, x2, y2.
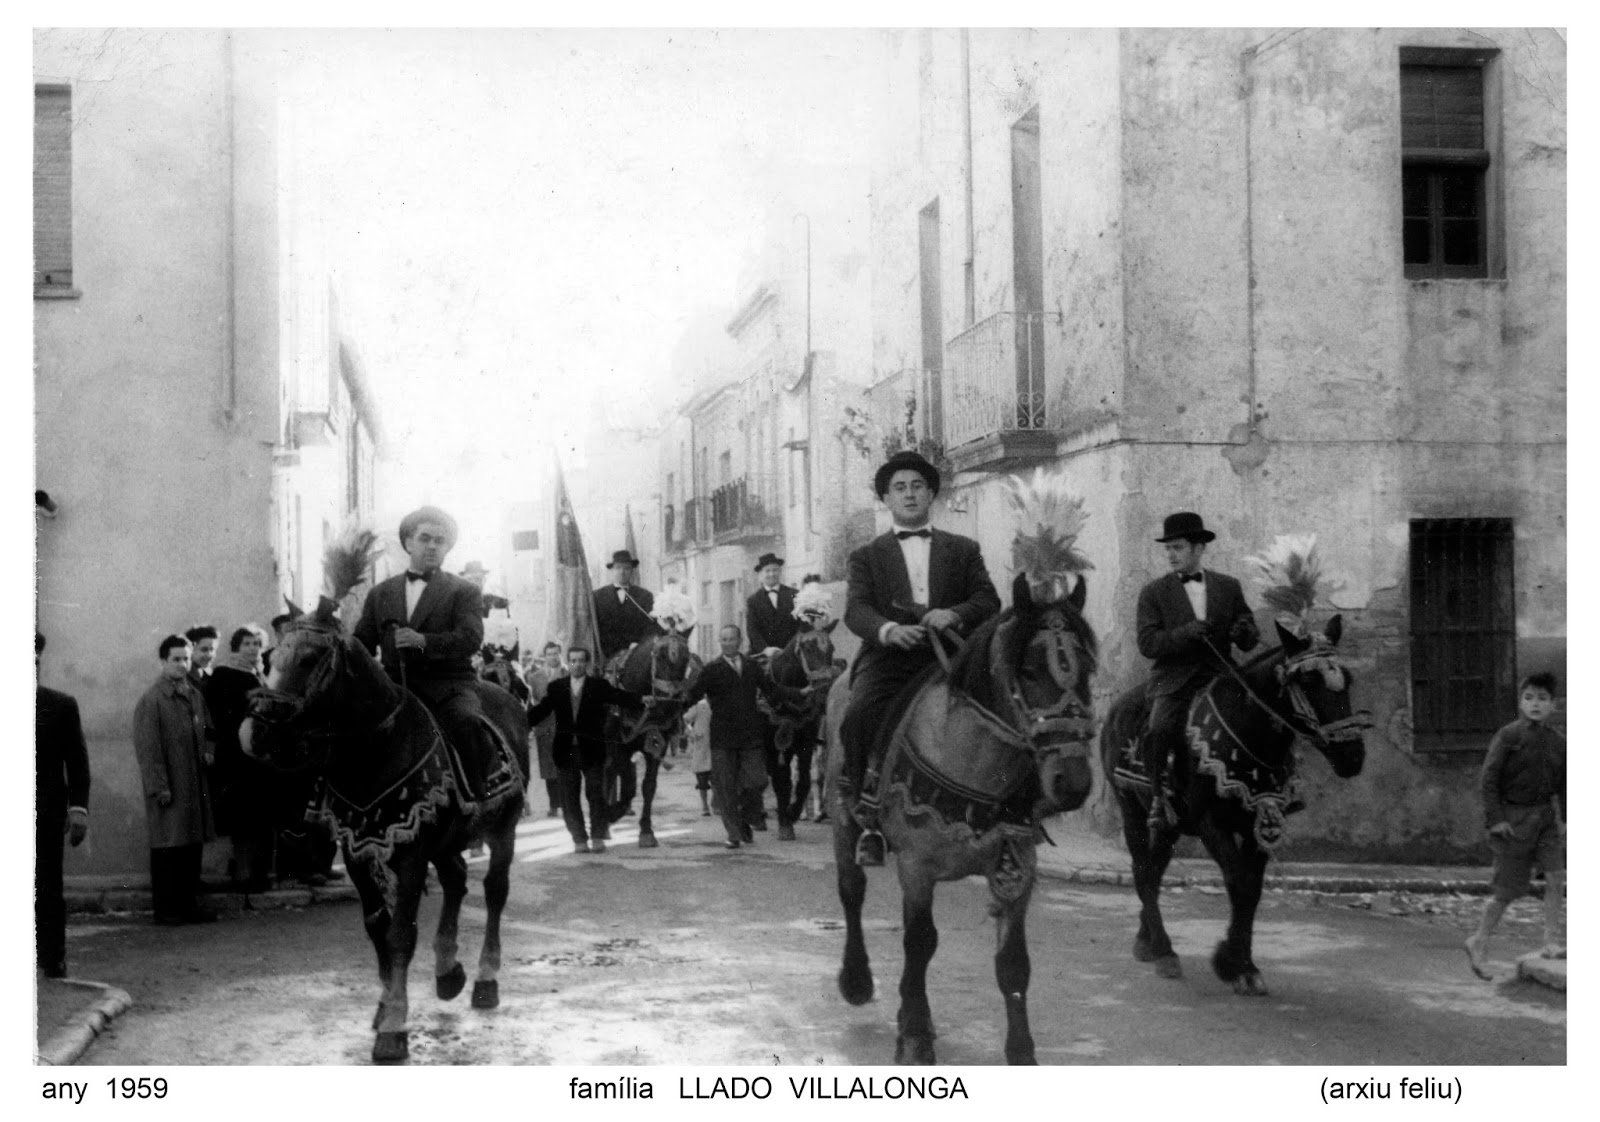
(37, 980, 133, 1066)
(1516, 953, 1567, 991)
(66, 883, 359, 916)
(1037, 864, 1493, 896)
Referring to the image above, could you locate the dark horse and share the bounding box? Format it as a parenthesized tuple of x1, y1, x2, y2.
(602, 628, 702, 846)
(758, 621, 843, 834)
(828, 574, 1098, 1064)
(1100, 617, 1368, 995)
(241, 603, 529, 1063)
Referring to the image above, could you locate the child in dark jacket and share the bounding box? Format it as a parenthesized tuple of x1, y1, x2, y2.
(1465, 672, 1565, 978)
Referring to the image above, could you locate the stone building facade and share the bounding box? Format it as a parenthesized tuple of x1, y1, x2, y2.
(867, 28, 1565, 859)
(34, 30, 383, 875)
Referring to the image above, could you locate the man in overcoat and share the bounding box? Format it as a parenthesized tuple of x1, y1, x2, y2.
(1135, 511, 1260, 829)
(683, 624, 804, 849)
(133, 635, 217, 924)
(840, 450, 1001, 865)
(525, 646, 648, 852)
(592, 550, 662, 663)
(37, 632, 89, 975)
(354, 505, 497, 798)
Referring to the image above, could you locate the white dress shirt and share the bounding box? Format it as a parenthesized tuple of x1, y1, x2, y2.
(1184, 572, 1207, 621)
(878, 527, 933, 644)
(405, 574, 427, 619)
(569, 675, 585, 716)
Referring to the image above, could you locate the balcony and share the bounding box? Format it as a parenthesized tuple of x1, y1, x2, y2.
(944, 311, 1061, 472)
(710, 475, 780, 543)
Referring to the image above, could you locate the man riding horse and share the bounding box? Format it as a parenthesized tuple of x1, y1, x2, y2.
(353, 506, 501, 800)
(1136, 511, 1259, 834)
(839, 450, 1001, 867)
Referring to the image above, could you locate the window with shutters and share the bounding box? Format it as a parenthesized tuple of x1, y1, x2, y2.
(1400, 48, 1498, 280)
(34, 84, 75, 295)
(1409, 519, 1516, 749)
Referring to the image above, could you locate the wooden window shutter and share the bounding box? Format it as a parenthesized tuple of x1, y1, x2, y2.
(34, 85, 73, 289)
(1401, 65, 1484, 151)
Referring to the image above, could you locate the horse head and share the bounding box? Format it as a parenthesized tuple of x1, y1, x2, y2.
(240, 602, 398, 775)
(1267, 615, 1369, 778)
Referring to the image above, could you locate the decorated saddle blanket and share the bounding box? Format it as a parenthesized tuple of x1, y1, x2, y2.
(892, 680, 1034, 806)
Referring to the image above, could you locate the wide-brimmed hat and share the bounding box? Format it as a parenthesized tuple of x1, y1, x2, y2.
(753, 552, 785, 572)
(874, 450, 941, 499)
(1155, 512, 1216, 544)
(398, 505, 459, 548)
(460, 560, 489, 578)
(606, 550, 641, 568)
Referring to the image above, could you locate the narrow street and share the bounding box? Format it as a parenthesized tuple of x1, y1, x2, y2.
(66, 763, 1563, 1066)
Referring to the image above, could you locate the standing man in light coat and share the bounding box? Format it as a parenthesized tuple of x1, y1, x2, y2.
(133, 634, 218, 925)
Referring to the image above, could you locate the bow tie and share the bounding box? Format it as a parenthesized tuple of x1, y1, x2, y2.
(406, 570, 433, 583)
(1178, 572, 1204, 584)
(895, 529, 931, 540)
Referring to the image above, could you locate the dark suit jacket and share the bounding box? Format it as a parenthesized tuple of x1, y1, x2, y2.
(592, 585, 662, 662)
(683, 656, 793, 754)
(526, 675, 643, 769)
(37, 686, 90, 824)
(354, 571, 484, 683)
(844, 529, 1001, 681)
(746, 584, 799, 653)
(1135, 570, 1260, 697)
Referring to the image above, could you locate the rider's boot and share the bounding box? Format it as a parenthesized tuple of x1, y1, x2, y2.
(1143, 734, 1177, 840)
(853, 765, 886, 867)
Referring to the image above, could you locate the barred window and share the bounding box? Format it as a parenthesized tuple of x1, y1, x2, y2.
(35, 84, 74, 292)
(1409, 519, 1516, 748)
(1400, 50, 1497, 280)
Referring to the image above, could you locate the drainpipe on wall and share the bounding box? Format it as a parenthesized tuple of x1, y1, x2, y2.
(1239, 41, 1260, 443)
(222, 31, 239, 427)
(961, 29, 976, 329)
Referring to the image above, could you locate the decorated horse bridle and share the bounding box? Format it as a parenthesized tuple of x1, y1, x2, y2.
(612, 634, 691, 752)
(248, 626, 405, 766)
(1200, 636, 1371, 751)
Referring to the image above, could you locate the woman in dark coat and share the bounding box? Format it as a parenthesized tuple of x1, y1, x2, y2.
(204, 626, 272, 890)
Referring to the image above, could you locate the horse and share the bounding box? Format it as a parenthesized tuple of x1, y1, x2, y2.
(240, 604, 529, 1064)
(1100, 616, 1368, 995)
(827, 573, 1099, 1065)
(601, 628, 702, 846)
(757, 621, 843, 836)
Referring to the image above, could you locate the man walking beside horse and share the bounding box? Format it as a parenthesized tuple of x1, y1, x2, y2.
(839, 450, 1000, 867)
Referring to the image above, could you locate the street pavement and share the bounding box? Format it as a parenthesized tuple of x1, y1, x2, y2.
(57, 758, 1564, 1066)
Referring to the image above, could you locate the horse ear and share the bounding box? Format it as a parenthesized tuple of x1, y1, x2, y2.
(313, 596, 339, 625)
(682, 625, 695, 640)
(284, 595, 305, 620)
(1012, 572, 1035, 613)
(1275, 619, 1308, 654)
(1068, 573, 1087, 611)
(1324, 614, 1343, 646)
(823, 618, 839, 634)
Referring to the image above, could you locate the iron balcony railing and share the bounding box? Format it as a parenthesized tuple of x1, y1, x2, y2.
(710, 475, 780, 541)
(944, 311, 1059, 449)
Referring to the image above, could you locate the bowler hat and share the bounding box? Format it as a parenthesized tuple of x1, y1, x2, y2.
(874, 450, 941, 499)
(606, 550, 641, 568)
(460, 560, 489, 578)
(753, 553, 785, 572)
(398, 505, 459, 548)
(1155, 512, 1216, 544)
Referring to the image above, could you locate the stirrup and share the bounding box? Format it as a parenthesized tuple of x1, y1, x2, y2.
(855, 829, 886, 867)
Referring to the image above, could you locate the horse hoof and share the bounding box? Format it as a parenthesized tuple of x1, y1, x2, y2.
(638, 832, 658, 849)
(1007, 1050, 1039, 1066)
(894, 1035, 937, 1065)
(372, 1031, 409, 1064)
(436, 962, 467, 1001)
(1155, 954, 1183, 980)
(837, 966, 874, 1006)
(471, 980, 500, 1009)
(1233, 972, 1269, 997)
(1133, 935, 1158, 962)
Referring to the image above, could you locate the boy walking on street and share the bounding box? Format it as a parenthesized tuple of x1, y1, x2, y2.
(1465, 672, 1566, 978)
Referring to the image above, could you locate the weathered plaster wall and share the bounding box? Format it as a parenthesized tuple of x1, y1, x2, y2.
(35, 30, 284, 875)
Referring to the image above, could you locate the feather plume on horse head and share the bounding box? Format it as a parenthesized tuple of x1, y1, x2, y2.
(1245, 533, 1342, 639)
(1004, 467, 1093, 604)
(791, 582, 836, 629)
(314, 523, 384, 625)
(650, 582, 698, 634)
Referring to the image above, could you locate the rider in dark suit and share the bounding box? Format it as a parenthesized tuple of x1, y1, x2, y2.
(36, 633, 90, 978)
(353, 506, 495, 795)
(526, 647, 647, 853)
(1135, 511, 1260, 829)
(592, 550, 662, 663)
(841, 450, 1001, 866)
(746, 552, 800, 657)
(684, 624, 804, 848)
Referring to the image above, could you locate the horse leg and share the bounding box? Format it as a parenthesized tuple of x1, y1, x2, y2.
(637, 751, 659, 848)
(350, 858, 393, 1032)
(1120, 788, 1181, 978)
(894, 866, 938, 1065)
(992, 882, 1037, 1065)
(473, 805, 516, 1009)
(789, 739, 815, 826)
(431, 849, 468, 1001)
(1195, 818, 1270, 995)
(372, 854, 428, 1063)
(834, 815, 874, 1005)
